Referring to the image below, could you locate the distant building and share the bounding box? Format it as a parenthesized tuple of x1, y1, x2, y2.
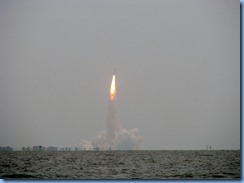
(0, 146, 13, 151)
(32, 146, 39, 151)
(32, 145, 46, 151)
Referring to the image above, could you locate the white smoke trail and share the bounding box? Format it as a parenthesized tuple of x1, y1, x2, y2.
(113, 128, 142, 150)
(80, 101, 142, 150)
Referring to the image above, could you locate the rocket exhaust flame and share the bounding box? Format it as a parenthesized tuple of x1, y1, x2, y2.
(80, 70, 142, 150)
(110, 75, 116, 101)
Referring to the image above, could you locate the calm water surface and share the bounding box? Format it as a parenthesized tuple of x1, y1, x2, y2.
(0, 150, 240, 179)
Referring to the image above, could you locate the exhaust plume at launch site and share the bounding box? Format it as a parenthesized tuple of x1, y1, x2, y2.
(80, 71, 142, 150)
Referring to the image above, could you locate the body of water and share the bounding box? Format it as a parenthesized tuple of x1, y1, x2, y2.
(0, 150, 240, 179)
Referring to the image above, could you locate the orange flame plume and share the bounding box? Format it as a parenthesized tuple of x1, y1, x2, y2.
(110, 75, 116, 101)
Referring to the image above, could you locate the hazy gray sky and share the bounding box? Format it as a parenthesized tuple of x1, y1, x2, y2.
(0, 0, 240, 150)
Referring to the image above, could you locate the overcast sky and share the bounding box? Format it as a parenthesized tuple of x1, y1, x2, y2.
(0, 0, 240, 150)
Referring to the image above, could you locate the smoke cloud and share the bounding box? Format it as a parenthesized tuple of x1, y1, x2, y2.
(80, 83, 142, 150)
